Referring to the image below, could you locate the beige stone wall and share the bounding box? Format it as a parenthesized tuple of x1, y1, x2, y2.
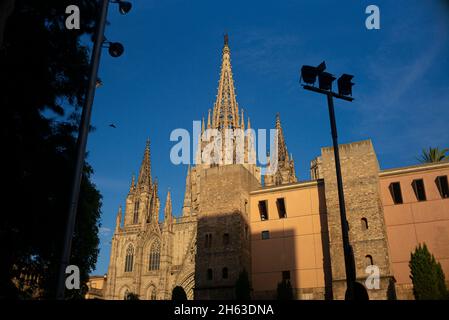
(194, 164, 260, 299)
(319, 140, 394, 300)
(104, 217, 196, 300)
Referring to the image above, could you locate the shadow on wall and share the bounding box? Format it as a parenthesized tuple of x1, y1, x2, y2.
(194, 213, 251, 300)
(319, 182, 333, 300)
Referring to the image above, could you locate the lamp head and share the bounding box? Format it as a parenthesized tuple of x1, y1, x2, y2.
(108, 42, 124, 57)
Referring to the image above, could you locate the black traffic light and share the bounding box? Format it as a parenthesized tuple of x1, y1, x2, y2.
(337, 74, 354, 96)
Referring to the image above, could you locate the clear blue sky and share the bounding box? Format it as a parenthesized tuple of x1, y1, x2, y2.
(87, 0, 449, 275)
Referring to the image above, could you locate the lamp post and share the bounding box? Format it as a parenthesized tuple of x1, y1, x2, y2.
(300, 61, 357, 300)
(56, 0, 131, 300)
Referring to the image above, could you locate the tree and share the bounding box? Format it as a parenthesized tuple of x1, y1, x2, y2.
(171, 286, 187, 300)
(409, 243, 449, 300)
(235, 269, 251, 300)
(418, 147, 449, 163)
(0, 0, 102, 299)
(276, 280, 293, 300)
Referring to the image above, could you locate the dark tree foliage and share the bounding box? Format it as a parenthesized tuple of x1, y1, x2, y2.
(171, 286, 187, 300)
(0, 0, 102, 299)
(235, 269, 251, 300)
(276, 280, 293, 300)
(409, 243, 449, 300)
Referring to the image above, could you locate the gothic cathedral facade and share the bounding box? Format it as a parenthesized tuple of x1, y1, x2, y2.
(104, 36, 297, 300)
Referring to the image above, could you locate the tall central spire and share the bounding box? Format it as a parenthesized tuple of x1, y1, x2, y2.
(212, 34, 240, 129)
(137, 138, 152, 190)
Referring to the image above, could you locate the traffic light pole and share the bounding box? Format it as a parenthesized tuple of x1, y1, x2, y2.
(326, 92, 356, 300)
(56, 0, 110, 300)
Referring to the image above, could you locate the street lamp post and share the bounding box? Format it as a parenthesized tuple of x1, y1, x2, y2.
(56, 0, 131, 300)
(300, 62, 357, 300)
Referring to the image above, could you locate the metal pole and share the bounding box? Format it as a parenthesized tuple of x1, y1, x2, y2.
(56, 0, 110, 299)
(326, 92, 356, 300)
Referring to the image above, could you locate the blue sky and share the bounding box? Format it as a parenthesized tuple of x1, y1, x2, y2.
(87, 0, 449, 275)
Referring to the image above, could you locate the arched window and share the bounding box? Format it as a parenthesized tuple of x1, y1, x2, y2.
(223, 233, 230, 246)
(361, 218, 368, 231)
(124, 244, 134, 272)
(133, 200, 139, 224)
(365, 255, 374, 267)
(149, 240, 161, 271)
(222, 267, 228, 279)
(148, 286, 157, 300)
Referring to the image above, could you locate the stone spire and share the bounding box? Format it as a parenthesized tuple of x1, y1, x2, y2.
(264, 113, 297, 187)
(207, 109, 211, 129)
(275, 113, 289, 163)
(115, 206, 122, 233)
(164, 190, 173, 222)
(137, 138, 152, 190)
(182, 166, 192, 216)
(129, 174, 135, 193)
(212, 34, 240, 130)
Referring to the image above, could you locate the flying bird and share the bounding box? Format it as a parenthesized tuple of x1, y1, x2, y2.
(109, 124, 117, 128)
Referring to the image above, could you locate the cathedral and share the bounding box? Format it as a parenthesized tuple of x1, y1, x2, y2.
(95, 36, 449, 300)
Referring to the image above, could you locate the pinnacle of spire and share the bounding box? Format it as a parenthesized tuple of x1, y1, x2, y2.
(207, 109, 211, 128)
(164, 189, 172, 221)
(129, 173, 135, 192)
(115, 205, 122, 232)
(182, 166, 192, 216)
(137, 138, 152, 190)
(275, 113, 289, 163)
(241, 109, 245, 129)
(212, 34, 240, 130)
(247, 116, 251, 129)
(201, 117, 205, 134)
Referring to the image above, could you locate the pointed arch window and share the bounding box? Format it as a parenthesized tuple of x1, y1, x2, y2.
(365, 255, 374, 267)
(124, 245, 134, 272)
(361, 218, 368, 231)
(149, 240, 161, 271)
(133, 200, 140, 224)
(149, 286, 157, 300)
(124, 289, 130, 300)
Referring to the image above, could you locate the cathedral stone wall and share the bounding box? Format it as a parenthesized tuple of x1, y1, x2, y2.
(319, 140, 395, 299)
(194, 164, 260, 299)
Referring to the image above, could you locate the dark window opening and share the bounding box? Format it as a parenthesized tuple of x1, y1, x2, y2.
(389, 182, 403, 204)
(282, 270, 290, 281)
(124, 245, 134, 272)
(258, 200, 268, 220)
(361, 218, 368, 231)
(222, 267, 228, 279)
(207, 268, 213, 280)
(436, 176, 449, 199)
(133, 201, 140, 224)
(412, 179, 427, 201)
(276, 198, 287, 218)
(365, 255, 374, 267)
(205, 234, 212, 248)
(261, 230, 270, 240)
(223, 233, 230, 246)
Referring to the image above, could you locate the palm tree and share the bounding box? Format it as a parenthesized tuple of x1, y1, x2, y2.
(418, 147, 449, 163)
